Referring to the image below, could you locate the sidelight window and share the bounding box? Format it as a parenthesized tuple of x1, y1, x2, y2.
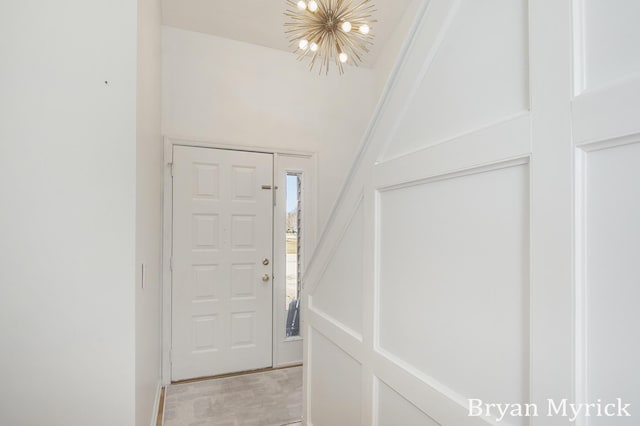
(285, 173, 302, 337)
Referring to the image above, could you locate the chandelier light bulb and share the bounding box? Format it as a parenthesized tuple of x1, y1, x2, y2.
(341, 21, 352, 32)
(359, 24, 370, 35)
(297, 1, 307, 10)
(310, 42, 319, 52)
(339, 52, 348, 63)
(308, 0, 318, 12)
(299, 39, 309, 50)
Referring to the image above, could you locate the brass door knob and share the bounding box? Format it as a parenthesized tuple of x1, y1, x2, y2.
(262, 258, 270, 266)
(262, 274, 270, 282)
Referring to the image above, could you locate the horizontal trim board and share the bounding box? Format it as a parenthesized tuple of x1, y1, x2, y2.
(576, 132, 640, 153)
(307, 302, 363, 343)
(375, 113, 531, 190)
(572, 75, 640, 144)
(372, 350, 494, 426)
(307, 305, 364, 361)
(383, 109, 531, 164)
(377, 156, 530, 193)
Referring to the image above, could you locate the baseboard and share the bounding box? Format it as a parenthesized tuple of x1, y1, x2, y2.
(150, 381, 164, 426)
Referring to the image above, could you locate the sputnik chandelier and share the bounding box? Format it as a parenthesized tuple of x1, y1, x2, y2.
(285, 0, 376, 75)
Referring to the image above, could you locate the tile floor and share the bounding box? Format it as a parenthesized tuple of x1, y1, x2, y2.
(163, 366, 302, 426)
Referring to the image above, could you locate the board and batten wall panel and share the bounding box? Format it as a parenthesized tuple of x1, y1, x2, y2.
(384, 0, 529, 160)
(581, 141, 640, 426)
(304, 0, 533, 424)
(378, 163, 529, 420)
(303, 0, 639, 424)
(572, 0, 640, 144)
(309, 329, 362, 426)
(573, 2, 640, 424)
(578, 0, 640, 93)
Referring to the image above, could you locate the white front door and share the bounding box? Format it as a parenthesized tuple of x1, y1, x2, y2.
(171, 146, 273, 381)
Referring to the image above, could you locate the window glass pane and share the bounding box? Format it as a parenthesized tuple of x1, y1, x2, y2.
(285, 173, 301, 337)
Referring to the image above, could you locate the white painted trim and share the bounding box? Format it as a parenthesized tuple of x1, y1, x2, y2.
(307, 307, 363, 353)
(150, 381, 163, 426)
(161, 137, 173, 385)
(376, 156, 530, 193)
(361, 173, 377, 426)
(575, 131, 640, 152)
(573, 134, 640, 426)
(372, 351, 494, 426)
(370, 157, 531, 426)
(302, 322, 311, 426)
(272, 154, 317, 368)
(529, 0, 575, 418)
(572, 75, 640, 144)
(573, 146, 588, 426)
(380, 110, 531, 164)
(571, 0, 587, 96)
(161, 136, 315, 384)
(376, 0, 463, 162)
(374, 114, 531, 190)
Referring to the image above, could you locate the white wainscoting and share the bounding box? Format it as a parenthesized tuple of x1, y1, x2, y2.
(575, 136, 640, 426)
(308, 329, 363, 426)
(385, 0, 530, 160)
(574, 0, 640, 94)
(376, 379, 440, 426)
(302, 0, 640, 425)
(376, 161, 529, 423)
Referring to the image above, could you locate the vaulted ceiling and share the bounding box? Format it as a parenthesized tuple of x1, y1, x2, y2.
(161, 0, 415, 65)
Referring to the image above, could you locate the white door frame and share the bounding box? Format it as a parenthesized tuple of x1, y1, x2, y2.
(162, 136, 317, 384)
(273, 154, 318, 368)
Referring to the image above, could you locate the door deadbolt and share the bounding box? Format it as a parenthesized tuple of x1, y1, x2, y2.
(262, 258, 270, 266)
(262, 274, 270, 282)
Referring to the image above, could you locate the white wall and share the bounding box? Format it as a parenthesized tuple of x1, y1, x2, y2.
(371, 0, 424, 97)
(161, 26, 377, 230)
(136, 0, 163, 425)
(0, 1, 137, 425)
(302, 0, 640, 425)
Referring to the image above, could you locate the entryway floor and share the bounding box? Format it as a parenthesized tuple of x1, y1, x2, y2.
(163, 366, 303, 426)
